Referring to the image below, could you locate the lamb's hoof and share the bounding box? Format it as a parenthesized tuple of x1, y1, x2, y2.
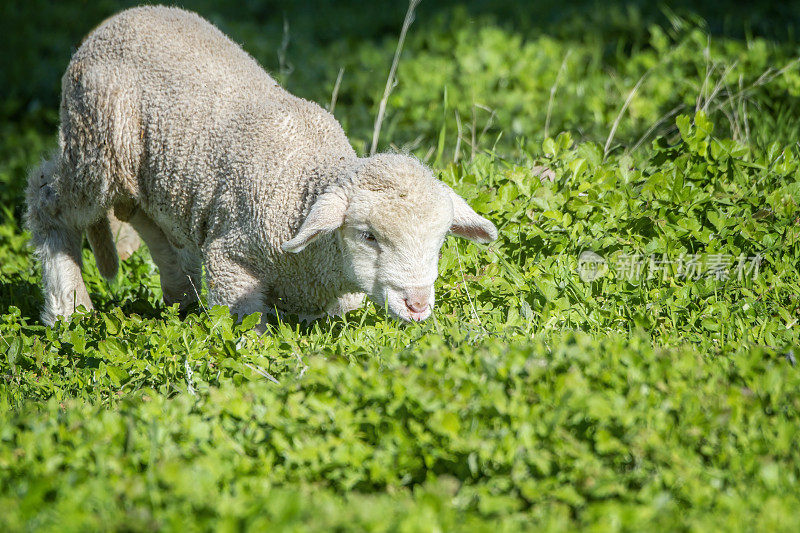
(163, 285, 199, 313)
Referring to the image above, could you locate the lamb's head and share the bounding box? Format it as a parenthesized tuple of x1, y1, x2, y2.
(282, 154, 497, 321)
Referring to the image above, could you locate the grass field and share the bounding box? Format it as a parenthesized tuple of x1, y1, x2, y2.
(2, 1, 800, 530)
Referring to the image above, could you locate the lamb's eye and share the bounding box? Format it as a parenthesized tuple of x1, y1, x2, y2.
(360, 231, 377, 243)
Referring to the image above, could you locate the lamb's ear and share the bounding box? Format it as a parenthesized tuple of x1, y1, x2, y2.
(281, 191, 348, 253)
(443, 184, 498, 243)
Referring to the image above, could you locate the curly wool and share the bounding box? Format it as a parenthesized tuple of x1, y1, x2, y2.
(28, 6, 362, 317)
(26, 5, 497, 327)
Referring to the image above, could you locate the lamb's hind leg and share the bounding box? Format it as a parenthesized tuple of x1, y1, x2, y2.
(33, 225, 94, 325)
(126, 209, 197, 309)
(25, 159, 94, 325)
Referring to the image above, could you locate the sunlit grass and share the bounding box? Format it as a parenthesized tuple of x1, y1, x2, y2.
(2, 2, 800, 530)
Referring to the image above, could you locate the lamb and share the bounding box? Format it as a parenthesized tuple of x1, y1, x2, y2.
(25, 5, 497, 329)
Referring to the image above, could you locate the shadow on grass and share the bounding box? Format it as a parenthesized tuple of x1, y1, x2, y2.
(0, 271, 169, 325)
(0, 274, 42, 322)
(109, 289, 164, 321)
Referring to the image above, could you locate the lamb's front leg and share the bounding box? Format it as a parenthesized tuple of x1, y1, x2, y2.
(204, 246, 267, 333)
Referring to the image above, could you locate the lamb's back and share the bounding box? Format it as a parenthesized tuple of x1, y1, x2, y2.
(63, 6, 355, 250)
(72, 6, 274, 101)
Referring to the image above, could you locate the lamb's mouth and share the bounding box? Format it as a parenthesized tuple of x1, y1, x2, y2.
(386, 304, 431, 322)
(379, 293, 432, 322)
(405, 307, 432, 322)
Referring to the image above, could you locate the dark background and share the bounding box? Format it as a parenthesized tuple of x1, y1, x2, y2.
(3, 0, 798, 119)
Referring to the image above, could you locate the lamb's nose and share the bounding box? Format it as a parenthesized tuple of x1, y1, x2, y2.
(405, 298, 429, 314)
(404, 286, 432, 317)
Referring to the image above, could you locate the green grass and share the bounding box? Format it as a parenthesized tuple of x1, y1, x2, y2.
(2, 1, 800, 531)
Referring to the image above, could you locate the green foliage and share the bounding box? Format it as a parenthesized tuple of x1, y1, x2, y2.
(2, 332, 799, 531)
(2, 1, 800, 530)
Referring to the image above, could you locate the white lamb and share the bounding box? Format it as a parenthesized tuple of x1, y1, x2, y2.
(25, 6, 497, 329)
